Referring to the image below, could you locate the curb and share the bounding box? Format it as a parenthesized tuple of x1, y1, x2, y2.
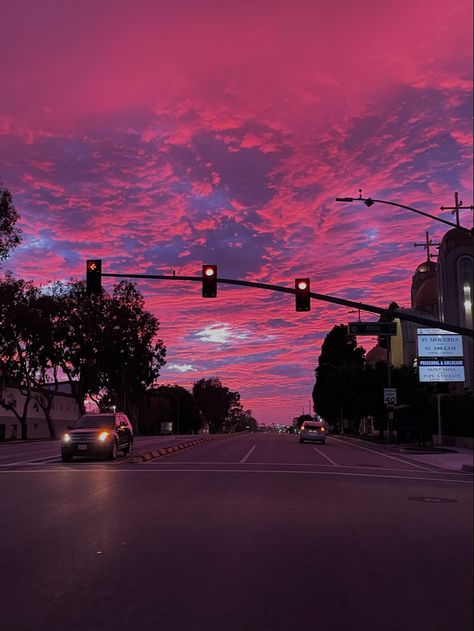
(131, 434, 232, 463)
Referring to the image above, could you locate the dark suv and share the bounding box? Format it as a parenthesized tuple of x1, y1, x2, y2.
(61, 413, 134, 462)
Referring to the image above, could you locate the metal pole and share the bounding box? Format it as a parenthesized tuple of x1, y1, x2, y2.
(386, 336, 393, 441)
(437, 393, 442, 446)
(177, 392, 180, 436)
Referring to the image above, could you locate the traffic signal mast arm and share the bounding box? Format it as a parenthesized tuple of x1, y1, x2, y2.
(100, 271, 473, 338)
(336, 196, 473, 235)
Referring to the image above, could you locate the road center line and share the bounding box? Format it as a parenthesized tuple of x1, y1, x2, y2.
(313, 446, 339, 466)
(240, 444, 257, 463)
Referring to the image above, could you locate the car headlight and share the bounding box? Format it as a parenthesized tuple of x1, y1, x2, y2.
(63, 433, 72, 442)
(98, 431, 110, 442)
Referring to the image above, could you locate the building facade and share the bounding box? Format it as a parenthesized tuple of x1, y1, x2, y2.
(0, 382, 80, 440)
(366, 226, 473, 392)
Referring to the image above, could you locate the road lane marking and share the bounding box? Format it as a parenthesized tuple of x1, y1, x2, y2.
(0, 467, 471, 483)
(240, 444, 257, 463)
(313, 447, 339, 466)
(138, 460, 466, 473)
(0, 456, 61, 467)
(329, 436, 435, 471)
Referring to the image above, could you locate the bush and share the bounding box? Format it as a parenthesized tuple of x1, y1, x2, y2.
(441, 393, 474, 437)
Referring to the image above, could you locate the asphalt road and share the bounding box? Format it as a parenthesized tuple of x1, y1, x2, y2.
(0, 433, 472, 631)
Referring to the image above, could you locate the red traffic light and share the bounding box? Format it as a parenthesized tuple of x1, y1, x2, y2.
(86, 259, 102, 294)
(295, 277, 310, 311)
(202, 265, 217, 297)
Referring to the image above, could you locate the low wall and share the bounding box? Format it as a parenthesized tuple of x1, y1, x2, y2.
(434, 435, 474, 449)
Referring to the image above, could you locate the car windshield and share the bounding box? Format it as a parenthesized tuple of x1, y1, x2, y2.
(303, 424, 321, 430)
(73, 415, 115, 429)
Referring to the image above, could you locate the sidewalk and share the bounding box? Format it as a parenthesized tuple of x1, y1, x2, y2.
(338, 435, 474, 473)
(397, 445, 473, 473)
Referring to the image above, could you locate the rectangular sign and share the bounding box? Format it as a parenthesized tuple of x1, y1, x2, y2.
(418, 359, 465, 382)
(383, 388, 397, 405)
(417, 332, 463, 357)
(348, 322, 397, 336)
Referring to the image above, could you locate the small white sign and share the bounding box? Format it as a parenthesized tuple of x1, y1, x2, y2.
(417, 328, 453, 335)
(417, 333, 463, 357)
(383, 388, 397, 405)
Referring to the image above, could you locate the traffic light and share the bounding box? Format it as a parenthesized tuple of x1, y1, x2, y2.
(86, 259, 102, 294)
(295, 278, 311, 311)
(202, 265, 217, 297)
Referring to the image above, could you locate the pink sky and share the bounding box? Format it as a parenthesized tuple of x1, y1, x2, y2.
(1, 0, 472, 424)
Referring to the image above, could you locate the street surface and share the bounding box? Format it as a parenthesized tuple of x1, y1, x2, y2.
(0, 432, 472, 631)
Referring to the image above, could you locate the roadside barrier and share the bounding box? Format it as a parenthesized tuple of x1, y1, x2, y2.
(131, 434, 233, 463)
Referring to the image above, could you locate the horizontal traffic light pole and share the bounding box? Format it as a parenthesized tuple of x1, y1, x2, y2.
(335, 196, 473, 235)
(101, 271, 474, 338)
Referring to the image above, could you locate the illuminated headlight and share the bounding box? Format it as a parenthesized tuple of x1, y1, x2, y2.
(63, 433, 72, 442)
(98, 431, 110, 442)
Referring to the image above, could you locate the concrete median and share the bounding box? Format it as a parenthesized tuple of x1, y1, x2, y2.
(131, 434, 232, 463)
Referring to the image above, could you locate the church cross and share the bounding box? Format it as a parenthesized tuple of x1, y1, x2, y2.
(440, 191, 474, 227)
(413, 231, 439, 261)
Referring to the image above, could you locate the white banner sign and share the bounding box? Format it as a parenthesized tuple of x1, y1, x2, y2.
(417, 332, 463, 357)
(418, 359, 465, 382)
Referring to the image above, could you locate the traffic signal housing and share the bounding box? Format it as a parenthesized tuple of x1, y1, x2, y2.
(295, 278, 311, 311)
(202, 265, 217, 297)
(86, 259, 102, 295)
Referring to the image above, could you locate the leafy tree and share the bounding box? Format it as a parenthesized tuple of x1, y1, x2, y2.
(138, 384, 202, 435)
(0, 275, 38, 438)
(96, 281, 167, 425)
(225, 405, 258, 432)
(312, 325, 366, 428)
(0, 183, 22, 262)
(51, 280, 166, 428)
(192, 377, 240, 433)
(294, 414, 313, 431)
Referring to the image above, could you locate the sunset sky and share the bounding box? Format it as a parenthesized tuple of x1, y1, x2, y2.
(1, 0, 472, 425)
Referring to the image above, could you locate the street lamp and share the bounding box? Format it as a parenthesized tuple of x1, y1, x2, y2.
(336, 190, 473, 235)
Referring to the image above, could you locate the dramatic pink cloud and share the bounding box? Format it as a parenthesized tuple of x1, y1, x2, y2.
(1, 0, 472, 424)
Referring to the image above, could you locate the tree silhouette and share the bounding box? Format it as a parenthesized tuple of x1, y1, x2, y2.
(0, 183, 22, 262)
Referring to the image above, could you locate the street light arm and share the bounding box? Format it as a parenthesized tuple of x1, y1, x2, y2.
(335, 196, 472, 234)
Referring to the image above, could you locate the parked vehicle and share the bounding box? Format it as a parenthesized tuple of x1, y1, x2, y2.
(61, 413, 133, 462)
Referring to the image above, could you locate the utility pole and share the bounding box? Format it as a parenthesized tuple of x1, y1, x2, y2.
(176, 391, 180, 436)
(386, 336, 393, 441)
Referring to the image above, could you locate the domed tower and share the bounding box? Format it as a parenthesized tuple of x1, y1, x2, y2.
(437, 226, 473, 390)
(411, 259, 439, 317)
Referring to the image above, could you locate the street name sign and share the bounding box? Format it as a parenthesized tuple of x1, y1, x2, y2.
(348, 322, 397, 336)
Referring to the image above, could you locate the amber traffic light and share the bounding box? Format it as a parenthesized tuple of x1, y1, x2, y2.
(202, 265, 217, 297)
(86, 259, 102, 294)
(295, 278, 310, 311)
